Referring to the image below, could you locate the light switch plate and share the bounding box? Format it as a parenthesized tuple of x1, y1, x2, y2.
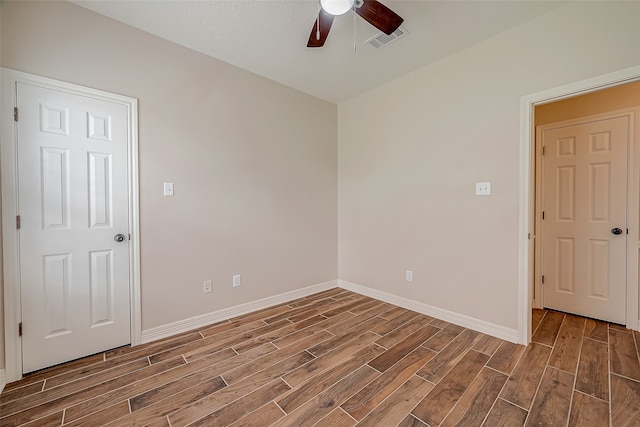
(475, 181, 491, 196)
(164, 182, 174, 196)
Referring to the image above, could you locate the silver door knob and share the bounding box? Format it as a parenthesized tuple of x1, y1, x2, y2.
(611, 228, 623, 235)
(114, 234, 126, 242)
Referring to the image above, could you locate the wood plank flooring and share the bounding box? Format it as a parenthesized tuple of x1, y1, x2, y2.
(2, 289, 640, 426)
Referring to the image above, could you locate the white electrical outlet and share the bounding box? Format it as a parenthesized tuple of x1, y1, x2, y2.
(475, 181, 491, 196)
(233, 274, 241, 288)
(203, 280, 212, 294)
(406, 270, 413, 283)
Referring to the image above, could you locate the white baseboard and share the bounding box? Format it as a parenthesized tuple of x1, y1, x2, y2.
(0, 369, 6, 394)
(338, 280, 520, 343)
(141, 280, 339, 344)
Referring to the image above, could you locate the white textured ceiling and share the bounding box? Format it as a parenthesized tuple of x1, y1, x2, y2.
(72, 0, 567, 104)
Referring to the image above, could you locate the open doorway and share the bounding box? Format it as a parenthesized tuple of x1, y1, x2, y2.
(519, 68, 640, 344)
(533, 82, 640, 323)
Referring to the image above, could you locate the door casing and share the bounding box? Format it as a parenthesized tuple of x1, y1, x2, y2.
(520, 65, 640, 344)
(1, 68, 142, 382)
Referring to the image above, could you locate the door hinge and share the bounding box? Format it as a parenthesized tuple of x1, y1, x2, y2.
(542, 145, 546, 156)
(542, 211, 545, 220)
(19, 322, 23, 337)
(14, 107, 18, 122)
(528, 232, 531, 240)
(542, 275, 545, 285)
(16, 215, 21, 230)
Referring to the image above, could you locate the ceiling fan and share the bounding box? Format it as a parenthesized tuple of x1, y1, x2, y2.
(308, 0, 404, 48)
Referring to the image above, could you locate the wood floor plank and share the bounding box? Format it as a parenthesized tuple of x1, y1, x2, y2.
(524, 367, 574, 426)
(321, 298, 376, 318)
(314, 408, 356, 427)
(486, 341, 527, 375)
(531, 309, 546, 334)
(348, 300, 387, 316)
(568, 391, 609, 427)
(378, 306, 410, 321)
(473, 334, 504, 356)
(104, 333, 204, 366)
(62, 346, 250, 422)
(342, 346, 435, 420)
(416, 329, 481, 384)
(611, 373, 640, 427)
(439, 367, 508, 427)
(282, 331, 382, 388)
(325, 309, 381, 336)
(148, 347, 314, 427)
(368, 325, 439, 372)
(43, 357, 150, 392)
(19, 411, 64, 427)
(370, 310, 419, 336)
(548, 316, 584, 373)
(62, 400, 132, 427)
(575, 337, 609, 401)
(429, 318, 450, 329)
(0, 381, 44, 404)
(130, 375, 227, 412)
(531, 310, 564, 346)
(500, 342, 551, 410)
(422, 323, 465, 352)
(1, 357, 185, 426)
(188, 379, 291, 427)
(221, 332, 330, 385)
(228, 402, 286, 427)
(584, 318, 608, 343)
(307, 316, 386, 358)
(233, 314, 326, 354)
(610, 328, 640, 381)
(181, 319, 293, 363)
(271, 312, 354, 349)
(19, 353, 104, 385)
(353, 376, 434, 427)
(483, 398, 528, 426)
(375, 315, 432, 349)
(397, 414, 429, 427)
(147, 320, 266, 364)
(271, 365, 379, 427)
(278, 344, 385, 413)
(412, 350, 489, 426)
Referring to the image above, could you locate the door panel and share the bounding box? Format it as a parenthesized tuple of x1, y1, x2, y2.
(18, 82, 131, 373)
(541, 115, 628, 324)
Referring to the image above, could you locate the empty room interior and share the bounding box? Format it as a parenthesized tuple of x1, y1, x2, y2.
(1, 0, 640, 426)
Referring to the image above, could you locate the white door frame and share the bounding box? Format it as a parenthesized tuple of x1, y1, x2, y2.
(1, 68, 142, 383)
(519, 65, 640, 344)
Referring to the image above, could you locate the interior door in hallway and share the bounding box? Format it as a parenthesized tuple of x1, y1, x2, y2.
(540, 114, 629, 324)
(17, 82, 131, 373)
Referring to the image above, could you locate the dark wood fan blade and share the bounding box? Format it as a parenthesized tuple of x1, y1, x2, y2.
(356, 0, 403, 35)
(307, 9, 335, 48)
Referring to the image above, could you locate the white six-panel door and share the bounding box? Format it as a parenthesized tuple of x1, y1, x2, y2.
(17, 82, 131, 373)
(541, 115, 628, 324)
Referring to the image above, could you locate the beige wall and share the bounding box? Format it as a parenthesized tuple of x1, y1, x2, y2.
(0, 0, 338, 375)
(338, 1, 640, 330)
(536, 80, 640, 126)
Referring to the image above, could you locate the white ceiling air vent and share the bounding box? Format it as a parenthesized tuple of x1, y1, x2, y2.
(366, 26, 408, 49)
